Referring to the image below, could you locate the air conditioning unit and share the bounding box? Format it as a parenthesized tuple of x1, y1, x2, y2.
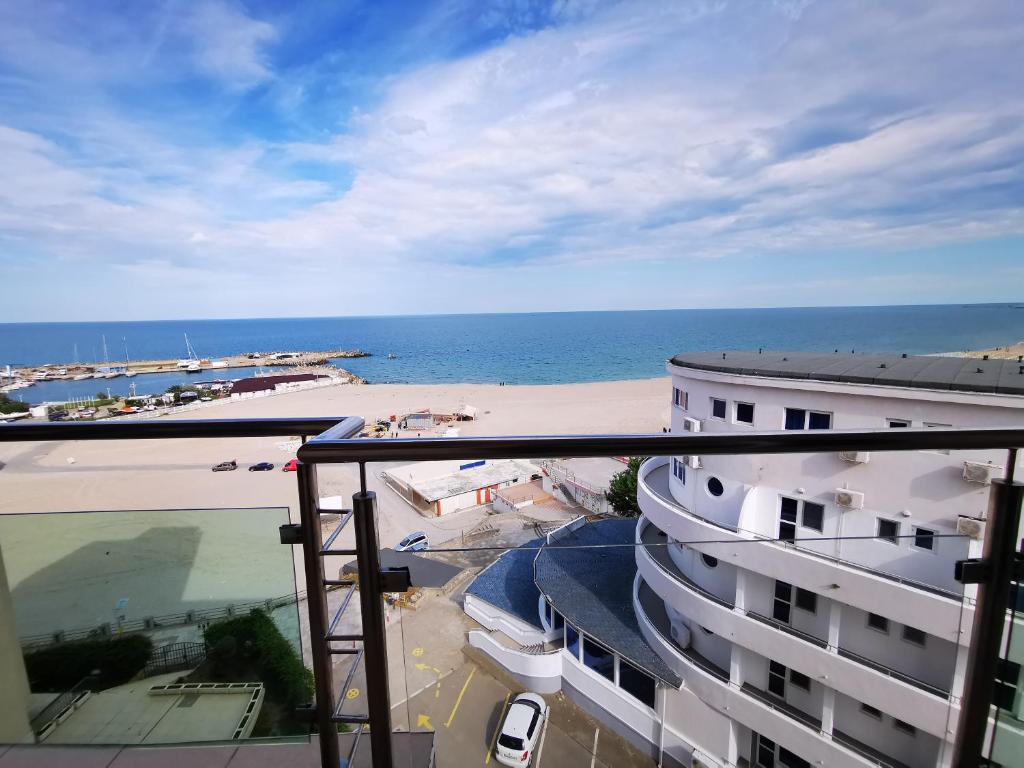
(682, 417, 702, 433)
(956, 516, 986, 540)
(686, 455, 702, 470)
(834, 489, 865, 509)
(670, 621, 691, 649)
(839, 451, 870, 464)
(963, 461, 1000, 485)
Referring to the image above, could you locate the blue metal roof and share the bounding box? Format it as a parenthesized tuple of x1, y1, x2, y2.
(465, 536, 545, 628)
(535, 519, 681, 687)
(466, 520, 681, 687)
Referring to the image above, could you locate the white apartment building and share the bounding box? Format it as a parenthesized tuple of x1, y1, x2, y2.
(465, 351, 1024, 768)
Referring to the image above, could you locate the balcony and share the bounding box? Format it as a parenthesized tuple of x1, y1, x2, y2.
(635, 517, 956, 736)
(0, 419, 1019, 768)
(637, 456, 973, 644)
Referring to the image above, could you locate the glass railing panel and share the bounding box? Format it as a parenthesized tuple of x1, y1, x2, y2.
(0, 505, 309, 747)
(982, 538, 1024, 767)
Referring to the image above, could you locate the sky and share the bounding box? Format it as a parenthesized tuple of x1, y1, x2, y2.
(0, 0, 1022, 321)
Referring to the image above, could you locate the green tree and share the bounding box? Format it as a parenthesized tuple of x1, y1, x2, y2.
(0, 393, 29, 415)
(606, 456, 647, 517)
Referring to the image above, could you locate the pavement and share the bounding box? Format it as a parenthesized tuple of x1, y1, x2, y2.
(323, 588, 654, 768)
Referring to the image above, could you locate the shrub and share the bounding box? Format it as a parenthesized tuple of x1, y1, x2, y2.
(606, 456, 648, 517)
(203, 610, 312, 707)
(24, 634, 153, 691)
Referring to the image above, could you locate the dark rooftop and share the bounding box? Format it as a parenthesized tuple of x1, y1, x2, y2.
(465, 537, 545, 629)
(343, 548, 462, 589)
(669, 351, 1024, 396)
(535, 520, 681, 687)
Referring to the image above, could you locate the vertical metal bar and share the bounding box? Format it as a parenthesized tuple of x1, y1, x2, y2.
(951, 449, 1023, 768)
(353, 486, 394, 768)
(297, 461, 340, 768)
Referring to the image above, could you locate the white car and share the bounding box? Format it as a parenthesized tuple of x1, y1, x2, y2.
(495, 692, 548, 766)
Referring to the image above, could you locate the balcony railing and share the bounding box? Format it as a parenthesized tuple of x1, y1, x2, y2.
(642, 460, 967, 602)
(1, 420, 1020, 768)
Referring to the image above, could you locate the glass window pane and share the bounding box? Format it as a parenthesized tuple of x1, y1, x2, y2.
(780, 497, 798, 522)
(784, 408, 806, 430)
(712, 398, 726, 419)
(582, 636, 615, 681)
(808, 411, 832, 430)
(801, 502, 824, 532)
(619, 659, 656, 709)
(795, 588, 817, 613)
(914, 528, 935, 550)
(779, 521, 796, 542)
(736, 402, 754, 424)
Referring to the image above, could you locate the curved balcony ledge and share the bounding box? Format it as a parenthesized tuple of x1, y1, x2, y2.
(636, 518, 956, 738)
(632, 573, 899, 768)
(637, 456, 971, 645)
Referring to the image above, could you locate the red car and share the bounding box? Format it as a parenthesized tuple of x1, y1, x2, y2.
(282, 458, 299, 472)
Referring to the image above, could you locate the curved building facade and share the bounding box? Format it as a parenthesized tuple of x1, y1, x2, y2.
(636, 351, 1024, 768)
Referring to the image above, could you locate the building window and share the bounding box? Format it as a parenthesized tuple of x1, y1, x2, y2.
(785, 408, 832, 430)
(887, 419, 911, 428)
(707, 477, 724, 497)
(711, 398, 727, 419)
(566, 624, 581, 659)
(768, 661, 787, 697)
(779, 497, 798, 542)
(550, 607, 563, 631)
(672, 458, 686, 483)
(794, 588, 817, 614)
(673, 388, 689, 410)
(619, 659, 656, 709)
(735, 402, 755, 424)
(902, 626, 926, 647)
(701, 553, 719, 569)
(755, 735, 776, 768)
(582, 636, 615, 682)
(801, 502, 824, 532)
(893, 719, 916, 736)
(994, 659, 1021, 711)
(789, 669, 811, 691)
(867, 613, 890, 634)
(877, 518, 900, 544)
(860, 703, 883, 720)
(773, 581, 792, 623)
(913, 527, 935, 550)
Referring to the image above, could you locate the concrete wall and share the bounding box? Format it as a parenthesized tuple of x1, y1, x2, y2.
(833, 690, 942, 768)
(468, 631, 562, 694)
(463, 594, 552, 646)
(0, 546, 34, 743)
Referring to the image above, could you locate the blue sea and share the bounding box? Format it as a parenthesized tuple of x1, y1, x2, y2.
(2, 305, 1023, 403)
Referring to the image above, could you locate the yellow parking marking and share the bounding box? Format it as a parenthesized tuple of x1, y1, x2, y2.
(445, 665, 476, 728)
(485, 692, 512, 764)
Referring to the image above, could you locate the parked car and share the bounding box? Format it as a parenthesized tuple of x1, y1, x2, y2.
(282, 458, 298, 472)
(395, 531, 429, 553)
(495, 693, 548, 766)
(249, 462, 274, 472)
(212, 460, 238, 472)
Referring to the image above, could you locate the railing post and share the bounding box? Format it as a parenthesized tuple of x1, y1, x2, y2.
(297, 461, 341, 768)
(353, 486, 394, 768)
(952, 463, 1023, 767)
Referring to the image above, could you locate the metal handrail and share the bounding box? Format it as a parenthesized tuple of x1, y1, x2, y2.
(0, 415, 364, 441)
(296, 426, 1024, 463)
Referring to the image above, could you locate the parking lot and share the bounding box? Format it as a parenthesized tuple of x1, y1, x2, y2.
(392, 659, 652, 768)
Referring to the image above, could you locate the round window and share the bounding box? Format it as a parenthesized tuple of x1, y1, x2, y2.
(707, 477, 724, 497)
(701, 553, 719, 568)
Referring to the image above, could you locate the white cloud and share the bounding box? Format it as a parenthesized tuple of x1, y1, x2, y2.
(1, 0, 1023, 320)
(184, 0, 278, 89)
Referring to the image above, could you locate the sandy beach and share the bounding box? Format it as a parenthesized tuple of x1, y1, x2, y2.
(0, 377, 670, 516)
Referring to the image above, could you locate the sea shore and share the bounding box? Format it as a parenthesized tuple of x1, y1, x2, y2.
(0, 377, 670, 516)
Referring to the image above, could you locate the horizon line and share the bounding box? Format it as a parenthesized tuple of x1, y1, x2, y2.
(3, 300, 1023, 326)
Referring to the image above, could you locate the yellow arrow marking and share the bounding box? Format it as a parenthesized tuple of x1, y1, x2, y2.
(412, 647, 424, 657)
(417, 713, 433, 730)
(346, 687, 359, 700)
